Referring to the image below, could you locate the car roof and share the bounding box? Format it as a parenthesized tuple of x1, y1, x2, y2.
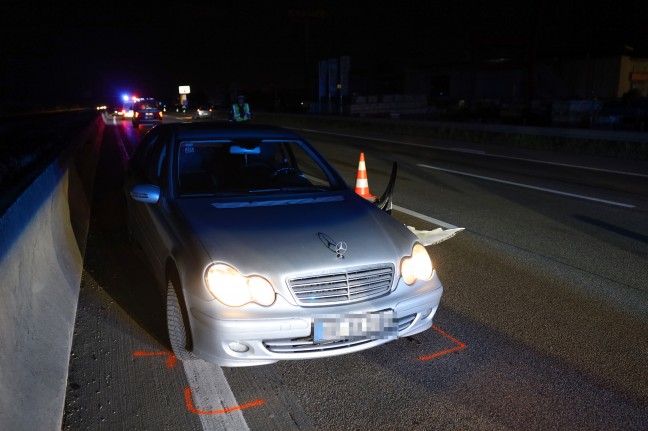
(158, 122, 304, 141)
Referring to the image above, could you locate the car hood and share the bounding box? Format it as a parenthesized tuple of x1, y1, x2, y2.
(174, 191, 416, 277)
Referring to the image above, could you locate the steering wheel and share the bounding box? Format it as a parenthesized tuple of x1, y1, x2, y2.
(272, 167, 301, 177)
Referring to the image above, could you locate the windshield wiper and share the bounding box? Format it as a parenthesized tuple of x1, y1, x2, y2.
(180, 192, 247, 198)
(248, 186, 328, 194)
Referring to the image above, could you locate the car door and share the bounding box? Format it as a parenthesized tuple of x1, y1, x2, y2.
(129, 128, 172, 280)
(127, 127, 161, 259)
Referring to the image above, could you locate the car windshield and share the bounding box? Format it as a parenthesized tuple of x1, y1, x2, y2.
(176, 139, 344, 197)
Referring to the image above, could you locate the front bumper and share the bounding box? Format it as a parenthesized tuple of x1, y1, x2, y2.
(187, 276, 443, 367)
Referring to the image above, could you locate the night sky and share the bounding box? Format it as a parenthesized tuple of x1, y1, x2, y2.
(2, 1, 646, 109)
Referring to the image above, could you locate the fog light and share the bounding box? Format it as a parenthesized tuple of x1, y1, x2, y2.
(228, 342, 250, 353)
(421, 308, 433, 319)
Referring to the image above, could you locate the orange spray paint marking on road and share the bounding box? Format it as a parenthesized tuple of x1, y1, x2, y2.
(419, 325, 467, 361)
(133, 351, 177, 368)
(184, 387, 265, 415)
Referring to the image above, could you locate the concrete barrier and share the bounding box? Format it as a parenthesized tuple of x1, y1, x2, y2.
(0, 116, 102, 430)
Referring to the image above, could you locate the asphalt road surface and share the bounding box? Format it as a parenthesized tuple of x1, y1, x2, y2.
(63, 113, 648, 430)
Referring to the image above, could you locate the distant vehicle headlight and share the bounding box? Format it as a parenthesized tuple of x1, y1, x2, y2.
(400, 244, 433, 285)
(205, 263, 276, 306)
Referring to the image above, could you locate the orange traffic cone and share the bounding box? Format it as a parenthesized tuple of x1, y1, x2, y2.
(354, 152, 376, 200)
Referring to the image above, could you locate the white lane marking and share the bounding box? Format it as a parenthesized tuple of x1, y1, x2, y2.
(295, 128, 415, 146)
(182, 360, 251, 431)
(418, 164, 636, 208)
(392, 205, 459, 229)
(450, 147, 486, 155)
(292, 128, 648, 178)
(482, 153, 648, 178)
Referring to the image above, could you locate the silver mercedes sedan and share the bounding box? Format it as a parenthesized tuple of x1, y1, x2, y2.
(125, 122, 443, 367)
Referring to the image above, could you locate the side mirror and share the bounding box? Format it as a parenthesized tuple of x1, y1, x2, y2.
(130, 184, 160, 204)
(374, 162, 397, 214)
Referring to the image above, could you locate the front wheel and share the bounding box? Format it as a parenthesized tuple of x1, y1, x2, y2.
(166, 278, 194, 360)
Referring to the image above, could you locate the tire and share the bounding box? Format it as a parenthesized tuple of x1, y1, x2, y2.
(166, 278, 194, 360)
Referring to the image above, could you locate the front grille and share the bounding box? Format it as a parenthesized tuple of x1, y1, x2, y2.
(287, 265, 394, 306)
(264, 337, 373, 353)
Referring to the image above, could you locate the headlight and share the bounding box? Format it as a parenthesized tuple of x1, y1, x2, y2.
(400, 244, 433, 285)
(205, 263, 276, 307)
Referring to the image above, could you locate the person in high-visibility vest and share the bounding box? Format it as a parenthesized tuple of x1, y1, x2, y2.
(231, 95, 251, 122)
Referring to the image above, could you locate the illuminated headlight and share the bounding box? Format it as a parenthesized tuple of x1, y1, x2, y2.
(205, 263, 276, 307)
(400, 243, 433, 285)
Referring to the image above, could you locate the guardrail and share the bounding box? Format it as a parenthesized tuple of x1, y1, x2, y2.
(253, 112, 648, 160)
(349, 94, 428, 117)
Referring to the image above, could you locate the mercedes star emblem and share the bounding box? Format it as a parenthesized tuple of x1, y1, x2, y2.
(318, 232, 347, 259)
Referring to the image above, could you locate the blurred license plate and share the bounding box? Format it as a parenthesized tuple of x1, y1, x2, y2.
(313, 310, 397, 341)
(145, 113, 153, 117)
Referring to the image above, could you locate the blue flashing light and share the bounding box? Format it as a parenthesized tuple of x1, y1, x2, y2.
(122, 94, 129, 101)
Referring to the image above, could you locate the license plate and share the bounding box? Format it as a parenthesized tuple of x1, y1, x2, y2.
(145, 113, 153, 117)
(313, 310, 397, 341)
